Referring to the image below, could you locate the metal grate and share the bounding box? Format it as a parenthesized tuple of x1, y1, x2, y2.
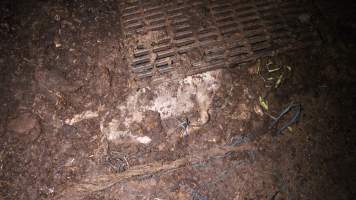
(120, 0, 320, 80)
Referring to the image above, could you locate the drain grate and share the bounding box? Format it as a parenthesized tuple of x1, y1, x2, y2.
(120, 0, 320, 80)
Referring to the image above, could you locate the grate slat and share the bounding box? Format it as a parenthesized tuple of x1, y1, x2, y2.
(120, 0, 320, 80)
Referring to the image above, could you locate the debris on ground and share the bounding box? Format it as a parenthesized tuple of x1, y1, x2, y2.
(0, 0, 355, 200)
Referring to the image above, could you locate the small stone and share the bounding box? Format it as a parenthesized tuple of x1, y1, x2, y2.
(158, 143, 166, 151)
(254, 105, 264, 116)
(55, 42, 62, 48)
(54, 14, 60, 21)
(7, 113, 38, 134)
(298, 13, 311, 23)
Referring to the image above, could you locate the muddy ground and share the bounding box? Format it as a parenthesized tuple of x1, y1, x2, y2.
(0, 0, 355, 200)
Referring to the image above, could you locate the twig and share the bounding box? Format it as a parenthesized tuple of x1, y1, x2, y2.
(50, 143, 254, 200)
(269, 102, 301, 135)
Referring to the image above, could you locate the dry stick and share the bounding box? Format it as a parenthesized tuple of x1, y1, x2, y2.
(52, 143, 254, 200)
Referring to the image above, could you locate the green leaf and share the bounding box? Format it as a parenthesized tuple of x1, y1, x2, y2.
(275, 74, 283, 88)
(268, 67, 281, 73)
(287, 126, 293, 132)
(259, 96, 269, 111)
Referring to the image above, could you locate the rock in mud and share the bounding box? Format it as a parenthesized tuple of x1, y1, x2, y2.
(35, 67, 81, 92)
(7, 113, 41, 139)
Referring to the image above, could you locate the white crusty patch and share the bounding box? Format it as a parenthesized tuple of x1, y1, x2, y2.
(134, 136, 152, 144)
(101, 118, 152, 144)
(150, 70, 220, 119)
(65, 110, 99, 125)
(102, 70, 222, 143)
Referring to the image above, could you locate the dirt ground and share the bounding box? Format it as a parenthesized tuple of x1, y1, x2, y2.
(0, 0, 355, 200)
